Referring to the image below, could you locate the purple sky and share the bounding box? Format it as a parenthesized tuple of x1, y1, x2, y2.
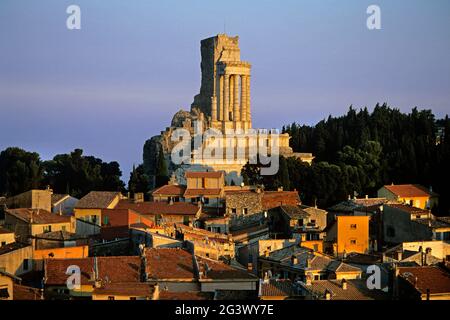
(1, 0, 449, 182)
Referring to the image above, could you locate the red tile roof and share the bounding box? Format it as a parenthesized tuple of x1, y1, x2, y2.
(115, 200, 200, 216)
(262, 191, 300, 210)
(185, 171, 223, 178)
(383, 184, 434, 198)
(6, 208, 72, 224)
(151, 185, 186, 196)
(93, 283, 155, 297)
(184, 188, 222, 197)
(197, 257, 257, 280)
(398, 266, 450, 295)
(45, 256, 141, 286)
(145, 248, 195, 281)
(13, 284, 42, 300)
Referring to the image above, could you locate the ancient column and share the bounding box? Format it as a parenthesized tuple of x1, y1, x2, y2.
(233, 75, 240, 122)
(229, 75, 234, 121)
(241, 75, 247, 121)
(223, 74, 229, 121)
(219, 75, 224, 121)
(211, 96, 217, 121)
(246, 75, 251, 123)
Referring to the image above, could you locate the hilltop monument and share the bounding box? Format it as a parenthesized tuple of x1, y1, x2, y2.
(143, 34, 313, 187)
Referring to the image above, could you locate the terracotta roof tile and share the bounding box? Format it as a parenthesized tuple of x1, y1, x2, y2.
(262, 191, 300, 210)
(75, 191, 120, 209)
(145, 248, 195, 280)
(116, 200, 200, 216)
(151, 185, 186, 196)
(185, 171, 223, 178)
(260, 279, 294, 297)
(303, 279, 388, 300)
(398, 266, 450, 294)
(93, 283, 156, 297)
(6, 208, 72, 224)
(384, 184, 434, 198)
(197, 257, 257, 280)
(184, 188, 222, 197)
(12, 284, 42, 300)
(45, 256, 141, 286)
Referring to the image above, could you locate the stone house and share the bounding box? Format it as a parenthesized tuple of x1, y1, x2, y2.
(378, 184, 439, 210)
(4, 208, 75, 243)
(383, 204, 450, 244)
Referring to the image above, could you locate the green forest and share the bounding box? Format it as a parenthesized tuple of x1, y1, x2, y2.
(242, 104, 450, 215)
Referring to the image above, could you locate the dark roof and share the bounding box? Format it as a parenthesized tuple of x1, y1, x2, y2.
(260, 279, 294, 297)
(45, 256, 141, 286)
(185, 171, 223, 178)
(414, 217, 450, 229)
(151, 185, 186, 196)
(115, 200, 200, 216)
(302, 279, 388, 300)
(75, 191, 120, 209)
(398, 266, 450, 295)
(386, 204, 431, 215)
(0, 242, 31, 255)
(51, 194, 70, 205)
(13, 284, 41, 300)
(159, 291, 213, 300)
(328, 198, 388, 212)
(0, 227, 14, 234)
(279, 205, 310, 219)
(6, 208, 72, 224)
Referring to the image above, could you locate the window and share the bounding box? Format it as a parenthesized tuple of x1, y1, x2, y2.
(108, 296, 115, 300)
(23, 259, 29, 270)
(130, 297, 136, 300)
(183, 216, 190, 226)
(43, 225, 52, 233)
(350, 224, 357, 229)
(91, 215, 97, 224)
(231, 208, 237, 214)
(61, 226, 66, 232)
(243, 208, 248, 215)
(103, 215, 109, 226)
(310, 219, 316, 225)
(203, 197, 209, 204)
(1, 242, 5, 246)
(350, 239, 357, 245)
(314, 275, 319, 280)
(313, 244, 319, 252)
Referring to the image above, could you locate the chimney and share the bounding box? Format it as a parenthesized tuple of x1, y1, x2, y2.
(324, 289, 331, 300)
(396, 250, 403, 261)
(152, 283, 160, 300)
(264, 250, 270, 257)
(341, 279, 348, 290)
(291, 255, 298, 265)
(424, 248, 432, 266)
(134, 193, 144, 203)
(247, 263, 253, 272)
(365, 195, 369, 199)
(278, 186, 283, 192)
(305, 274, 312, 286)
(306, 256, 312, 268)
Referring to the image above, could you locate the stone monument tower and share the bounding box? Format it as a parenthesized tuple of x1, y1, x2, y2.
(191, 34, 252, 131)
